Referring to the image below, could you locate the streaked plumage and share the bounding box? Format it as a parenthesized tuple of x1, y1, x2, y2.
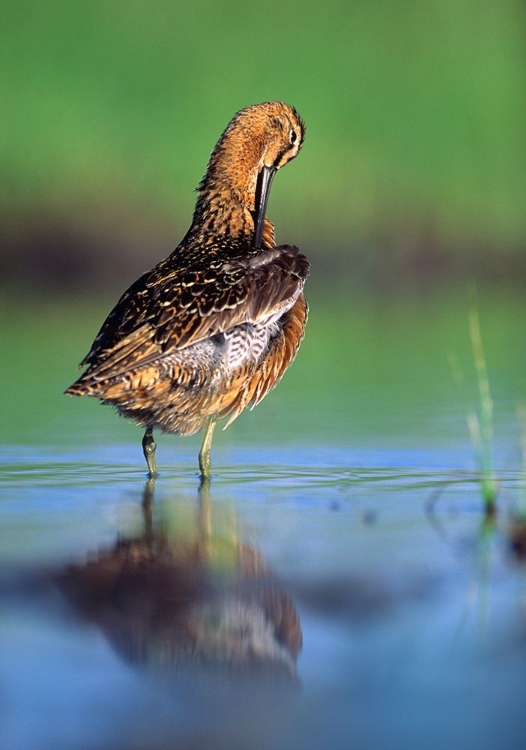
(66, 102, 309, 478)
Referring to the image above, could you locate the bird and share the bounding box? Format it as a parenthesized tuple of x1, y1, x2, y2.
(66, 101, 309, 481)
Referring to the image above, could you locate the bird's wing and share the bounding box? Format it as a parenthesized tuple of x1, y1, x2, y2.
(79, 245, 309, 380)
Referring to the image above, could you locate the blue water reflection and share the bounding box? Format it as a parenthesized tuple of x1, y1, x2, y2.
(2, 445, 526, 749)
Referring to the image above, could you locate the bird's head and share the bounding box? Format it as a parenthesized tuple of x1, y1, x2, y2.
(196, 102, 305, 248)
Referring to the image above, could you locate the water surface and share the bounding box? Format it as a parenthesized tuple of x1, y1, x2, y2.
(2, 291, 526, 748)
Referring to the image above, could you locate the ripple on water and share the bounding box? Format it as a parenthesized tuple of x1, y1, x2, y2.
(2, 441, 526, 749)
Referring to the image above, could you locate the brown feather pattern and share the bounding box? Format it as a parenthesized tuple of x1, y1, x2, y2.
(66, 102, 309, 441)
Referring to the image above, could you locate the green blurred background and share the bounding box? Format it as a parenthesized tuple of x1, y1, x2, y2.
(2, 0, 525, 293)
(1, 0, 525, 448)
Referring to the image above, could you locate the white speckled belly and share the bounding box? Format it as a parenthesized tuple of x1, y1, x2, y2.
(221, 320, 280, 371)
(161, 320, 280, 382)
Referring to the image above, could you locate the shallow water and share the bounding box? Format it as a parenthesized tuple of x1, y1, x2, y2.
(2, 440, 526, 750)
(3, 290, 526, 748)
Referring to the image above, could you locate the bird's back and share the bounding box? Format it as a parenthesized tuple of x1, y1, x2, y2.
(67, 237, 309, 435)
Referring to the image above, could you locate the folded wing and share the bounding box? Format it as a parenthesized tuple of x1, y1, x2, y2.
(75, 245, 310, 383)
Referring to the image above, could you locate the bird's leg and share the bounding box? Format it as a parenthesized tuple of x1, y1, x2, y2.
(198, 417, 217, 482)
(142, 426, 157, 478)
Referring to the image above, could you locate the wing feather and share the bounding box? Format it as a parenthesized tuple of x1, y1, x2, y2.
(79, 244, 309, 381)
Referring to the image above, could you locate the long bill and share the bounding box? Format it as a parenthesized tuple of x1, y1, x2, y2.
(253, 165, 276, 249)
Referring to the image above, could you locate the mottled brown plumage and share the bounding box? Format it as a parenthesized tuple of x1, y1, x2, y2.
(66, 102, 309, 478)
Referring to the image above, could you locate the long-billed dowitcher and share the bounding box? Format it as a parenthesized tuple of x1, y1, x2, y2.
(66, 102, 309, 480)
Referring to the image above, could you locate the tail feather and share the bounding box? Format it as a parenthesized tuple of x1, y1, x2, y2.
(65, 378, 97, 397)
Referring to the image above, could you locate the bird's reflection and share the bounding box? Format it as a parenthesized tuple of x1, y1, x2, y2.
(57, 479, 301, 682)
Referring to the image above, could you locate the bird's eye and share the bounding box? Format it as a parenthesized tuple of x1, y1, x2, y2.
(290, 129, 297, 145)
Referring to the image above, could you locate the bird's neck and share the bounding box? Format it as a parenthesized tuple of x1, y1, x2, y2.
(188, 185, 275, 249)
(187, 138, 276, 249)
